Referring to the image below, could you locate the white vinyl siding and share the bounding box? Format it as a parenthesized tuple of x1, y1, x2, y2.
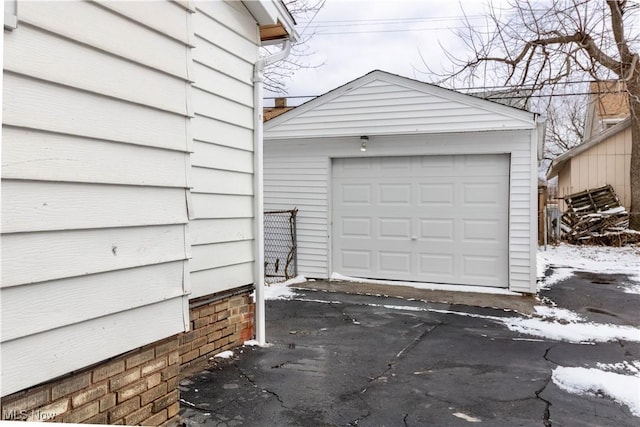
(266, 78, 535, 139)
(265, 132, 535, 292)
(264, 157, 329, 278)
(1, 1, 192, 397)
(188, 1, 259, 298)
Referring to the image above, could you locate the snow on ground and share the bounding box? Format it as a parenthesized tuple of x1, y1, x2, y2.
(211, 350, 234, 359)
(501, 317, 640, 343)
(534, 306, 583, 322)
(264, 275, 306, 300)
(596, 360, 640, 374)
(330, 272, 520, 296)
(537, 244, 640, 290)
(552, 366, 640, 417)
(368, 303, 640, 343)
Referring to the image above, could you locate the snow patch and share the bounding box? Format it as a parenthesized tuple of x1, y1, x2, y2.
(552, 366, 640, 417)
(330, 272, 520, 296)
(452, 412, 481, 422)
(243, 340, 261, 347)
(212, 350, 233, 359)
(534, 306, 583, 322)
(368, 303, 640, 344)
(280, 275, 308, 286)
(624, 284, 640, 294)
(264, 278, 304, 300)
(503, 317, 640, 343)
(537, 245, 640, 290)
(596, 360, 640, 374)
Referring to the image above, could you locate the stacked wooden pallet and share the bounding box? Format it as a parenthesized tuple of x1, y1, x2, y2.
(561, 185, 639, 245)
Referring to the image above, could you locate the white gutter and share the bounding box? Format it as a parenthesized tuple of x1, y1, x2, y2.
(253, 40, 292, 345)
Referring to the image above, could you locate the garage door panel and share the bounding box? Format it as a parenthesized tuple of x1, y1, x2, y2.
(338, 157, 373, 171)
(341, 250, 371, 270)
(419, 219, 454, 241)
(463, 255, 502, 281)
(419, 254, 455, 278)
(381, 156, 412, 171)
(378, 218, 411, 239)
(332, 154, 508, 287)
(462, 219, 501, 242)
(419, 155, 455, 173)
(341, 217, 372, 238)
(419, 183, 454, 205)
(340, 184, 372, 205)
(379, 184, 411, 205)
(463, 182, 504, 205)
(378, 251, 411, 274)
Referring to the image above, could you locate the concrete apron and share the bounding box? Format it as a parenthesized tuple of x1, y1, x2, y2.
(293, 279, 539, 315)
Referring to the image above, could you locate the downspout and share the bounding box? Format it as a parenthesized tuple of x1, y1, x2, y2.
(253, 40, 291, 345)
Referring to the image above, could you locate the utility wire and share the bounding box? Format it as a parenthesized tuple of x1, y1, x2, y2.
(265, 80, 621, 100)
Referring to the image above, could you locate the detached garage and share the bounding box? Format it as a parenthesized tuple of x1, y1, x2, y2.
(264, 70, 544, 294)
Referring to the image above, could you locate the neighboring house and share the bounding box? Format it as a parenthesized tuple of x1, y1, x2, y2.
(547, 81, 631, 211)
(264, 70, 544, 294)
(547, 118, 631, 211)
(1, 1, 296, 425)
(584, 80, 629, 140)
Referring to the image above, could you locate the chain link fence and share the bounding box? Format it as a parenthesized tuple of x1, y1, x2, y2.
(264, 209, 298, 283)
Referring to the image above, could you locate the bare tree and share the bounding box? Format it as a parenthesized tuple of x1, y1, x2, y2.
(433, 0, 640, 229)
(263, 0, 325, 94)
(544, 94, 586, 161)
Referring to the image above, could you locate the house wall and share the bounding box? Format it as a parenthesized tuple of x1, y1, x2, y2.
(1, 0, 193, 398)
(189, 0, 259, 298)
(557, 163, 572, 212)
(559, 126, 631, 210)
(264, 129, 536, 293)
(1, 1, 271, 419)
(0, 289, 254, 425)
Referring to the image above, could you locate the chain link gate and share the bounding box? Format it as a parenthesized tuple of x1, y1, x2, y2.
(264, 209, 298, 283)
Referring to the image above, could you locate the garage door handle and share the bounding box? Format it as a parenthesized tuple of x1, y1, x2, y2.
(411, 236, 417, 241)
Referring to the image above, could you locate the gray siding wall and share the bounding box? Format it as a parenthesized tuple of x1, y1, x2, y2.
(1, 0, 193, 396)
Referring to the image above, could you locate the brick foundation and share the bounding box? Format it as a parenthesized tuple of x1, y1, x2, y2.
(179, 289, 255, 368)
(1, 287, 255, 425)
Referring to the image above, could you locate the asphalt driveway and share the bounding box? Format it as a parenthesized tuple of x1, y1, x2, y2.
(180, 273, 640, 426)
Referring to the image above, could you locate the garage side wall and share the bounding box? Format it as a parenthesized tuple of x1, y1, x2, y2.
(264, 130, 536, 293)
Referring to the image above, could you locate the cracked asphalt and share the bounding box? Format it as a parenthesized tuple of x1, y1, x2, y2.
(180, 272, 640, 426)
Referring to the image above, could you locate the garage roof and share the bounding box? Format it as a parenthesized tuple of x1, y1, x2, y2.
(265, 70, 537, 140)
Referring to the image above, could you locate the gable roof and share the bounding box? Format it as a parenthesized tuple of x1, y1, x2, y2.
(265, 70, 537, 140)
(547, 116, 631, 179)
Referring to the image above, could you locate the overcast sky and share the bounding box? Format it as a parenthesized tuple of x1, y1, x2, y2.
(265, 0, 502, 105)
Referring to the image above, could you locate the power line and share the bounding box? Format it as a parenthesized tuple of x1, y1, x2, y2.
(265, 79, 609, 99)
(311, 26, 474, 35)
(299, 15, 487, 27)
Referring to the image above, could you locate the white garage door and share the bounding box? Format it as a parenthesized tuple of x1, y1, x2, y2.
(332, 154, 509, 287)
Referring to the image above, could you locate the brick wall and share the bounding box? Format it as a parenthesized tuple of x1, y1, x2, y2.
(179, 291, 255, 368)
(0, 288, 255, 425)
(0, 337, 180, 425)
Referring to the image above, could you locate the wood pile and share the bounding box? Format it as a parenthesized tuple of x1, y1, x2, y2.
(560, 185, 640, 246)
